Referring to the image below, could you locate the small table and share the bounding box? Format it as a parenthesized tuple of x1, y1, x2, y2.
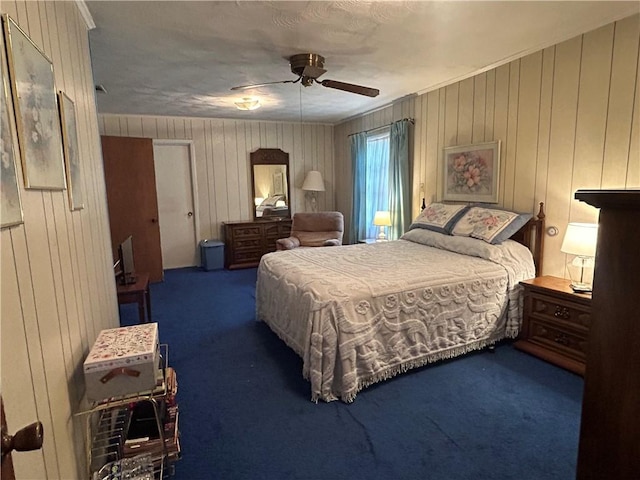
(514, 275, 591, 375)
(358, 239, 379, 244)
(116, 272, 152, 323)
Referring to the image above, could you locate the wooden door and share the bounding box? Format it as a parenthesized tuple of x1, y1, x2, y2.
(101, 136, 163, 282)
(1, 396, 43, 480)
(1, 398, 15, 480)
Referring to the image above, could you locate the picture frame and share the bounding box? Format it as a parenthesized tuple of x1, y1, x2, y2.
(1, 21, 23, 228)
(442, 140, 501, 203)
(272, 171, 284, 195)
(2, 14, 66, 190)
(58, 91, 84, 210)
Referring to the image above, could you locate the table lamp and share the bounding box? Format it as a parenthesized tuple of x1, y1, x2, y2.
(301, 171, 325, 212)
(560, 222, 598, 292)
(373, 211, 392, 241)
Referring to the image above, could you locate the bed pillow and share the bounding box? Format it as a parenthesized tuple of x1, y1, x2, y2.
(450, 206, 532, 244)
(260, 195, 283, 207)
(408, 203, 469, 234)
(401, 228, 504, 263)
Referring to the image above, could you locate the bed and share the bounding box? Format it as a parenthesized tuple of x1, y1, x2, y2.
(256, 203, 545, 403)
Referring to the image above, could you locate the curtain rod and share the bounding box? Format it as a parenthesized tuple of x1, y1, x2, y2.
(347, 117, 414, 137)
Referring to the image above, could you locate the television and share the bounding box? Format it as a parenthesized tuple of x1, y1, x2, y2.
(117, 235, 136, 285)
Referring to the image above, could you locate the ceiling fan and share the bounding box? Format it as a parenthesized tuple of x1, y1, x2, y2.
(231, 53, 379, 98)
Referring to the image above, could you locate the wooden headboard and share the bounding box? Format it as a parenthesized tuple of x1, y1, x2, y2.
(511, 202, 546, 276)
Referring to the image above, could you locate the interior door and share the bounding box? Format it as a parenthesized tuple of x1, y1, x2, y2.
(153, 142, 197, 269)
(1, 397, 43, 480)
(101, 136, 163, 282)
(1, 398, 15, 480)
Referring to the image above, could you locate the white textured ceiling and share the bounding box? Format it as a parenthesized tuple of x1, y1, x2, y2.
(86, 1, 639, 124)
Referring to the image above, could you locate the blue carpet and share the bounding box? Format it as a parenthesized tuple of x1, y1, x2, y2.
(120, 267, 584, 480)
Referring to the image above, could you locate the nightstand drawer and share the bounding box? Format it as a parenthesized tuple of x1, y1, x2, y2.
(527, 318, 588, 363)
(529, 292, 591, 330)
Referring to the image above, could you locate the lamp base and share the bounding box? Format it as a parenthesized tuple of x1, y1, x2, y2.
(376, 227, 387, 241)
(570, 282, 592, 293)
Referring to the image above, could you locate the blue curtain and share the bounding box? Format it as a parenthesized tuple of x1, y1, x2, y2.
(388, 119, 411, 239)
(349, 132, 368, 244)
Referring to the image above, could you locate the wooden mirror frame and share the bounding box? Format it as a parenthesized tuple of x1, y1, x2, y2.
(250, 148, 291, 221)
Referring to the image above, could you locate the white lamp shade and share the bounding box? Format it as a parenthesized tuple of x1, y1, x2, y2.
(561, 223, 598, 257)
(301, 171, 325, 191)
(373, 211, 392, 227)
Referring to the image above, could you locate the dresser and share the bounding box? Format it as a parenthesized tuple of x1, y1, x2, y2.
(514, 275, 591, 376)
(223, 219, 292, 269)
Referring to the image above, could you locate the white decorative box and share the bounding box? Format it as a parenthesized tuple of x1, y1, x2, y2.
(84, 323, 160, 402)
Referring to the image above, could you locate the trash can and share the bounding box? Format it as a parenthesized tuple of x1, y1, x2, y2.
(199, 240, 224, 271)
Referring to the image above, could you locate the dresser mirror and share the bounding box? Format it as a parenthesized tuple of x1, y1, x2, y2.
(250, 148, 291, 220)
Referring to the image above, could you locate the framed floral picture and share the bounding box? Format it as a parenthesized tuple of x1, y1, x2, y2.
(442, 140, 501, 203)
(2, 14, 66, 190)
(1, 22, 23, 228)
(58, 91, 84, 210)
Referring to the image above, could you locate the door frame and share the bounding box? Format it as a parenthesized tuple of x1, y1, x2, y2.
(152, 139, 201, 264)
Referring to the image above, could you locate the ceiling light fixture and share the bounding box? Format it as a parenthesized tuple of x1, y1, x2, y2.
(234, 97, 261, 111)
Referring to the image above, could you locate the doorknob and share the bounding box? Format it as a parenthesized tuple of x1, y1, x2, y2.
(187, 212, 193, 217)
(2, 421, 43, 457)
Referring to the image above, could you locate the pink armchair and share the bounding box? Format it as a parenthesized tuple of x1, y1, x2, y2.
(276, 212, 344, 250)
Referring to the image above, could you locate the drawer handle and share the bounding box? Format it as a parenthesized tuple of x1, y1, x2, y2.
(554, 334, 570, 346)
(554, 306, 570, 320)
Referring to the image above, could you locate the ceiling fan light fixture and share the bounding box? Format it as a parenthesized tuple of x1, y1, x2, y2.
(234, 97, 261, 111)
(230, 53, 379, 98)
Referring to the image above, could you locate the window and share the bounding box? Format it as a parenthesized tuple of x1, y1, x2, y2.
(363, 129, 390, 239)
(351, 118, 411, 244)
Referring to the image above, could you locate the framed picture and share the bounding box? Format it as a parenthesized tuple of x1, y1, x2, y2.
(58, 91, 84, 210)
(272, 171, 284, 195)
(1, 23, 23, 228)
(2, 14, 66, 190)
(442, 140, 501, 203)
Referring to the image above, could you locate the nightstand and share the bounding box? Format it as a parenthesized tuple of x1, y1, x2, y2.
(358, 239, 379, 244)
(514, 275, 591, 376)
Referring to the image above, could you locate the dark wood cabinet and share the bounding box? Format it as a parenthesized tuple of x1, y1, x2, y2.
(223, 219, 292, 269)
(574, 189, 639, 479)
(514, 276, 591, 376)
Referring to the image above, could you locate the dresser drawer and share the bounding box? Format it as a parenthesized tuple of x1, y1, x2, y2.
(264, 223, 290, 240)
(528, 292, 591, 330)
(527, 318, 588, 363)
(231, 226, 262, 238)
(233, 238, 262, 250)
(232, 248, 262, 264)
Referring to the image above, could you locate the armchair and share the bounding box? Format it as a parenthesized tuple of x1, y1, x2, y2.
(276, 212, 344, 250)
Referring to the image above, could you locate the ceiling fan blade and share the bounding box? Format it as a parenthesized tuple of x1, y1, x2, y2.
(231, 78, 298, 91)
(319, 79, 379, 97)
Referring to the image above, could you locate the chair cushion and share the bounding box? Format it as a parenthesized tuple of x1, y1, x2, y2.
(276, 237, 300, 250)
(296, 231, 342, 247)
(292, 212, 344, 232)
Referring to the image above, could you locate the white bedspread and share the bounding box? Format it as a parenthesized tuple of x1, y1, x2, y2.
(256, 232, 535, 402)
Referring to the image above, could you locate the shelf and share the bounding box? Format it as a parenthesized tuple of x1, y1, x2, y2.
(77, 344, 180, 479)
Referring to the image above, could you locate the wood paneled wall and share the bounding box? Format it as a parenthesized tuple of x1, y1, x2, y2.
(1, 2, 117, 479)
(335, 14, 640, 278)
(98, 116, 334, 241)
